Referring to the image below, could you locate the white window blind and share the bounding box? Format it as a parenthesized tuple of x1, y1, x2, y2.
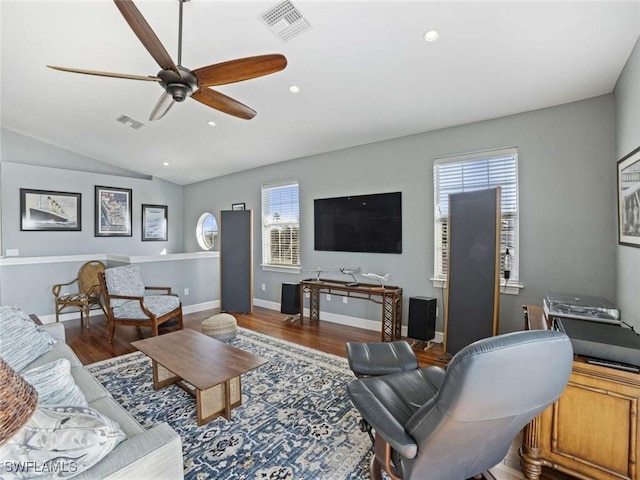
(433, 147, 519, 285)
(262, 180, 300, 266)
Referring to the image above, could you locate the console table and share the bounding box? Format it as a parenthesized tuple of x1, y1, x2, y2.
(299, 279, 403, 342)
(520, 305, 640, 480)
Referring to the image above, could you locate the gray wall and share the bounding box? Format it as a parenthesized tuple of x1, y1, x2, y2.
(0, 161, 184, 256)
(614, 37, 640, 330)
(184, 95, 616, 334)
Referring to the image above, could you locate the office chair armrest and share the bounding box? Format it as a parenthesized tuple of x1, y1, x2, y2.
(347, 380, 418, 459)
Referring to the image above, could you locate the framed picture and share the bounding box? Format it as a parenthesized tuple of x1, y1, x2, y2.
(232, 203, 246, 211)
(142, 204, 168, 241)
(95, 186, 132, 237)
(20, 189, 81, 231)
(617, 146, 640, 248)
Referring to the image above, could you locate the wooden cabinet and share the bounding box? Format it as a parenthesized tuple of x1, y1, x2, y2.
(520, 305, 640, 480)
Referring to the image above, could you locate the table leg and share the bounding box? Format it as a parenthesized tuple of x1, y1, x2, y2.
(310, 287, 320, 322)
(152, 360, 180, 390)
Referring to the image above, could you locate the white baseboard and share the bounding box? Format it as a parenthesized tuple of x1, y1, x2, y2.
(252, 298, 444, 344)
(183, 301, 220, 314)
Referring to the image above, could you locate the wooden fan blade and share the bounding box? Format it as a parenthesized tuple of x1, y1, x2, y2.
(113, 0, 180, 76)
(191, 88, 256, 120)
(47, 65, 161, 82)
(192, 54, 287, 87)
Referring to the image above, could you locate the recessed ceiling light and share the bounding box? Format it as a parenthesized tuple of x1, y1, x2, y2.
(424, 30, 439, 42)
(289, 85, 300, 94)
(207, 121, 216, 127)
(163, 162, 170, 166)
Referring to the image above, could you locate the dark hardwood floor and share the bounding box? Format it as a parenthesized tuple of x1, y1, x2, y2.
(62, 307, 534, 480)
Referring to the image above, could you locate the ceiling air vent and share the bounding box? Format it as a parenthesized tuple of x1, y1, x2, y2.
(116, 114, 144, 130)
(260, 0, 311, 43)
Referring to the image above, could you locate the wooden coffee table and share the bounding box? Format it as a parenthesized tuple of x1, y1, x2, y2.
(132, 329, 267, 426)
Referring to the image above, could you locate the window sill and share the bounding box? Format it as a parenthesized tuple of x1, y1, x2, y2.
(261, 264, 302, 274)
(430, 278, 523, 296)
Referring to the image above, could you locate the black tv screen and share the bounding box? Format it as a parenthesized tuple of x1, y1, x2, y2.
(314, 192, 402, 254)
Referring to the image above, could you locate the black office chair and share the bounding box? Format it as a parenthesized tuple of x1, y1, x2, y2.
(347, 330, 573, 480)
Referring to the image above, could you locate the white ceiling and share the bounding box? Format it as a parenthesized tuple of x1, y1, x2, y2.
(2, 1, 639, 185)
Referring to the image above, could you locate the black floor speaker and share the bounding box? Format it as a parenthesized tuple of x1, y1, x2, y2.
(281, 283, 301, 315)
(408, 296, 437, 341)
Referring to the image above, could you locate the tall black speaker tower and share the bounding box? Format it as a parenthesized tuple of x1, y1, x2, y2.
(408, 296, 437, 342)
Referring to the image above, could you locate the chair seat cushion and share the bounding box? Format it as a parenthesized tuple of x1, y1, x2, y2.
(112, 295, 180, 320)
(59, 293, 89, 302)
(201, 313, 238, 340)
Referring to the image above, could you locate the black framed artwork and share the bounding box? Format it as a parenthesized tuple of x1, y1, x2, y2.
(20, 188, 81, 231)
(232, 203, 246, 211)
(617, 145, 640, 248)
(142, 204, 168, 241)
(95, 185, 132, 237)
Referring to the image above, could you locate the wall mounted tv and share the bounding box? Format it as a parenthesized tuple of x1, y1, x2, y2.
(314, 192, 402, 254)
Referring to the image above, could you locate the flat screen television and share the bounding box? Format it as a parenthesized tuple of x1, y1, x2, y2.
(314, 192, 402, 254)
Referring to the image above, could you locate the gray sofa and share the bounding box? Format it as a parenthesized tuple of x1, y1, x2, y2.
(27, 322, 184, 480)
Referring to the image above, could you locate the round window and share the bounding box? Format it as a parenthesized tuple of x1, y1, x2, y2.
(196, 213, 218, 251)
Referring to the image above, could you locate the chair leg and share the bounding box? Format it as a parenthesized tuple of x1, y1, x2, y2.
(151, 324, 159, 337)
(370, 455, 384, 480)
(108, 321, 116, 343)
(55, 306, 60, 323)
(83, 305, 90, 329)
(177, 310, 184, 330)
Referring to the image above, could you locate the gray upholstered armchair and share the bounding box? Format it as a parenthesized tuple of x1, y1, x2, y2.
(347, 330, 573, 480)
(99, 265, 183, 342)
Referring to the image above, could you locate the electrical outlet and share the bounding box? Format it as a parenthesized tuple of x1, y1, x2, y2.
(184, 288, 189, 296)
(343, 297, 348, 304)
(5, 249, 19, 257)
(326, 294, 331, 301)
(261, 283, 266, 291)
(436, 307, 439, 318)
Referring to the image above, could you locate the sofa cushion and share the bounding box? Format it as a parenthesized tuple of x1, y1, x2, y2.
(26, 340, 82, 370)
(70, 365, 112, 404)
(22, 359, 88, 407)
(105, 265, 145, 308)
(0, 306, 56, 372)
(89, 397, 145, 438)
(0, 406, 126, 479)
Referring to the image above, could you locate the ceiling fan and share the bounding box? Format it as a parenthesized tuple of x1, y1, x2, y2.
(47, 0, 287, 121)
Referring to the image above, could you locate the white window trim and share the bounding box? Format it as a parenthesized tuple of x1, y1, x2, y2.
(432, 147, 522, 295)
(261, 179, 300, 271)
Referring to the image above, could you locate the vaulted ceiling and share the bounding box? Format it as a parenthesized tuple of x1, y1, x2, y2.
(2, 1, 639, 185)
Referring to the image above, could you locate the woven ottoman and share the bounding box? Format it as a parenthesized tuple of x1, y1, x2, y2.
(201, 313, 238, 341)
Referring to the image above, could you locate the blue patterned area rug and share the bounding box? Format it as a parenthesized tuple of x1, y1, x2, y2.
(87, 328, 372, 479)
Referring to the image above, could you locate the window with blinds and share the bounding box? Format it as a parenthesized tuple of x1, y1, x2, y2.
(433, 147, 519, 284)
(262, 180, 300, 267)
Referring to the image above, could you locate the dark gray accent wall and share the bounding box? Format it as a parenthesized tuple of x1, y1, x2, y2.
(614, 37, 640, 330)
(184, 95, 616, 334)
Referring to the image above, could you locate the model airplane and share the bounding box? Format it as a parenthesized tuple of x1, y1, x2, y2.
(340, 267, 361, 286)
(361, 272, 391, 286)
(304, 267, 332, 282)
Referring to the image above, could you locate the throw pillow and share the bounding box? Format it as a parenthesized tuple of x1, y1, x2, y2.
(21, 359, 88, 407)
(0, 306, 56, 372)
(0, 406, 127, 479)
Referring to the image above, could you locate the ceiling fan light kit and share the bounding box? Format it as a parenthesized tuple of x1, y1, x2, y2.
(48, 0, 287, 121)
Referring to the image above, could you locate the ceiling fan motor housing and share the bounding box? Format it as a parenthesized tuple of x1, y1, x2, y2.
(158, 67, 197, 102)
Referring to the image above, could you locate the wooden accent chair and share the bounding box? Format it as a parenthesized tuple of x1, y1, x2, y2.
(52, 260, 106, 327)
(99, 265, 183, 343)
